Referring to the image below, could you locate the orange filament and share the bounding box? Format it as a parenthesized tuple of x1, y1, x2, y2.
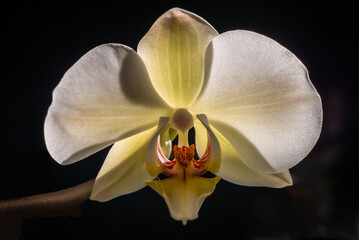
(173, 144, 195, 167)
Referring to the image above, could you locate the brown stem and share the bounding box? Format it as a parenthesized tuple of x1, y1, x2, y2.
(0, 179, 95, 239)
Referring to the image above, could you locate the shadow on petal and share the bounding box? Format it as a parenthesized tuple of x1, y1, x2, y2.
(119, 50, 169, 107)
(195, 42, 214, 101)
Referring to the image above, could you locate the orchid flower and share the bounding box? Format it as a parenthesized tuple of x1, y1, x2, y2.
(44, 8, 322, 225)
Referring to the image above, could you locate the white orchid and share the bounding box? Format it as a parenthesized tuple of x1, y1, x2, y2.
(44, 8, 322, 225)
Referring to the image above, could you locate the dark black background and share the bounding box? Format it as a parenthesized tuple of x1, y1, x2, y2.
(2, 1, 357, 239)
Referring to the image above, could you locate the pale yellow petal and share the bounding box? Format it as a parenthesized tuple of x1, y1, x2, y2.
(138, 8, 218, 108)
(90, 127, 157, 202)
(146, 176, 221, 225)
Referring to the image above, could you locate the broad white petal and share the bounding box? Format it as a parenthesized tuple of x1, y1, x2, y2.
(191, 30, 322, 173)
(90, 127, 157, 202)
(44, 44, 172, 165)
(138, 8, 218, 108)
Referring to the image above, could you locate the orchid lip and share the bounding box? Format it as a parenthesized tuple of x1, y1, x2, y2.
(147, 130, 220, 225)
(145, 115, 221, 225)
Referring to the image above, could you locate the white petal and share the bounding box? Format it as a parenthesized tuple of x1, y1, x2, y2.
(90, 127, 157, 202)
(138, 8, 218, 108)
(44, 44, 172, 165)
(191, 30, 322, 173)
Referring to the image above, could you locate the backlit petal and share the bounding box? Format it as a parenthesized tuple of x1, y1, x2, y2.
(90, 127, 157, 202)
(44, 44, 172, 165)
(191, 30, 322, 173)
(138, 8, 218, 108)
(146, 176, 221, 225)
